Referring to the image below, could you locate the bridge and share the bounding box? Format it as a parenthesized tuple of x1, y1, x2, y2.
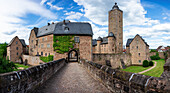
(0, 58, 170, 93)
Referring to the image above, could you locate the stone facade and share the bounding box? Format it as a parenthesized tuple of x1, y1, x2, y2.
(93, 3, 123, 54)
(126, 35, 149, 65)
(22, 55, 44, 66)
(7, 36, 27, 62)
(93, 53, 132, 68)
(108, 4, 123, 53)
(29, 30, 93, 61)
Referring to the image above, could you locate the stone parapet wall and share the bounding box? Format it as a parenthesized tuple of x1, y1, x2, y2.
(0, 58, 66, 93)
(80, 59, 170, 93)
(93, 53, 131, 68)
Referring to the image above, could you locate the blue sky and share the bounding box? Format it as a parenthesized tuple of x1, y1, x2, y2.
(0, 0, 169, 49)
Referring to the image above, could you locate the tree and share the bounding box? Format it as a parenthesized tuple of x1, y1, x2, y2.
(143, 60, 149, 67)
(0, 42, 7, 58)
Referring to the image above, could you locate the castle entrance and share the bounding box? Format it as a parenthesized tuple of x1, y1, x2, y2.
(68, 49, 78, 62)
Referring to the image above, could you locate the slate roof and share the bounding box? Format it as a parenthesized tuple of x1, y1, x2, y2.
(8, 36, 27, 47)
(101, 37, 108, 44)
(126, 34, 149, 47)
(36, 21, 93, 37)
(111, 2, 123, 12)
(19, 39, 27, 47)
(126, 38, 133, 47)
(92, 39, 97, 46)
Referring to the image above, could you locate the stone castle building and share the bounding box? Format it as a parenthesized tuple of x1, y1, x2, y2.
(7, 36, 28, 62)
(92, 3, 123, 54)
(29, 21, 93, 61)
(126, 34, 149, 65)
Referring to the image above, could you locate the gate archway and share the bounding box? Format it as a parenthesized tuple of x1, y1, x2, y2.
(68, 49, 78, 62)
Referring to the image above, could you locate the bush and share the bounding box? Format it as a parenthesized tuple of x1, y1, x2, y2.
(150, 49, 157, 53)
(150, 52, 160, 60)
(149, 61, 154, 66)
(0, 57, 17, 73)
(143, 60, 149, 67)
(40, 55, 53, 62)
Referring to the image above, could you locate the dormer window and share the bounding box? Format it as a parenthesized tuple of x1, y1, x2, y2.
(64, 27, 69, 31)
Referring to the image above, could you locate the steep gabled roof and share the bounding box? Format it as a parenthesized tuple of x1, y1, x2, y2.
(8, 36, 18, 46)
(92, 39, 97, 46)
(19, 39, 26, 47)
(8, 36, 26, 47)
(126, 38, 133, 47)
(126, 34, 149, 47)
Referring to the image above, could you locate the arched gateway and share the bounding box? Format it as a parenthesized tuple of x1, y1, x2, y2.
(68, 49, 79, 62)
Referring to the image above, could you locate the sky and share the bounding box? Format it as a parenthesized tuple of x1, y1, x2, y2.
(0, 0, 169, 49)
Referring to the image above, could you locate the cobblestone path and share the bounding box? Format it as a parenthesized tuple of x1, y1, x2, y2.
(33, 63, 111, 93)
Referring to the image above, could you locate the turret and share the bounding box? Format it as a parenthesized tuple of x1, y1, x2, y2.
(96, 37, 102, 53)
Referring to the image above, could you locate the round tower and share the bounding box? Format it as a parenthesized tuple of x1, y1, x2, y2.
(108, 2, 123, 53)
(96, 37, 102, 53)
(108, 32, 116, 53)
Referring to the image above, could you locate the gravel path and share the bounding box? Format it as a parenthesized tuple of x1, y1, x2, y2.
(138, 61, 157, 74)
(33, 63, 111, 93)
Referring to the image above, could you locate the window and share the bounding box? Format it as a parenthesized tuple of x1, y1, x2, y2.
(16, 41, 18, 44)
(31, 40, 33, 43)
(64, 27, 69, 31)
(74, 37, 80, 43)
(49, 53, 50, 56)
(112, 49, 114, 52)
(42, 38, 44, 41)
(41, 52, 43, 56)
(36, 40, 38, 45)
(37, 52, 39, 56)
(17, 52, 18, 55)
(16, 47, 18, 50)
(45, 53, 47, 56)
(46, 37, 47, 40)
(41, 44, 44, 48)
(139, 60, 141, 63)
(47, 44, 50, 48)
(137, 46, 138, 49)
(138, 53, 140, 56)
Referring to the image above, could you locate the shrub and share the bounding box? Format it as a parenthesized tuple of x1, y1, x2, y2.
(143, 60, 149, 67)
(150, 49, 157, 53)
(40, 55, 54, 62)
(149, 61, 154, 66)
(150, 52, 160, 60)
(0, 57, 17, 73)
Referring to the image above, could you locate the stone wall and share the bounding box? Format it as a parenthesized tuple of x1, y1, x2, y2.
(0, 58, 66, 93)
(80, 59, 170, 93)
(93, 53, 131, 68)
(149, 52, 165, 59)
(22, 55, 43, 66)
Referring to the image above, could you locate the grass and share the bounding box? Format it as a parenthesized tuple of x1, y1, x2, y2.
(142, 59, 165, 77)
(13, 63, 30, 71)
(121, 66, 151, 73)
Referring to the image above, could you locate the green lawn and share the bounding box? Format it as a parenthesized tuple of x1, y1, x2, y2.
(14, 63, 30, 71)
(142, 59, 165, 77)
(121, 66, 151, 73)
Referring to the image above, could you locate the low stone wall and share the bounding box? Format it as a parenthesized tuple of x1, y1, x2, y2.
(93, 53, 132, 68)
(0, 58, 66, 93)
(80, 59, 170, 93)
(22, 55, 43, 66)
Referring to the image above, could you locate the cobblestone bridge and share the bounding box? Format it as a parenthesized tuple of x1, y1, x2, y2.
(33, 63, 111, 93)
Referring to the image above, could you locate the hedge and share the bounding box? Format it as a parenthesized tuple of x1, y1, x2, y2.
(143, 60, 149, 67)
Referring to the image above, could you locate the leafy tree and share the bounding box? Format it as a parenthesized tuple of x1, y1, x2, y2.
(0, 42, 7, 58)
(0, 57, 17, 73)
(150, 49, 157, 53)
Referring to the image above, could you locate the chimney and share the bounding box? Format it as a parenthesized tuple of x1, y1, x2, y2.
(63, 20, 66, 25)
(48, 23, 50, 26)
(52, 22, 54, 24)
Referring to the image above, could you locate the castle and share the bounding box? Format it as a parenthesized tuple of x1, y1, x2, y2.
(7, 3, 149, 66)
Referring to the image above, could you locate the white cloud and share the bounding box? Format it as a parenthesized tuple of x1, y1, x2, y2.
(73, 0, 159, 26)
(163, 17, 167, 20)
(40, 0, 47, 5)
(47, 2, 64, 10)
(65, 11, 83, 20)
(0, 0, 56, 44)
